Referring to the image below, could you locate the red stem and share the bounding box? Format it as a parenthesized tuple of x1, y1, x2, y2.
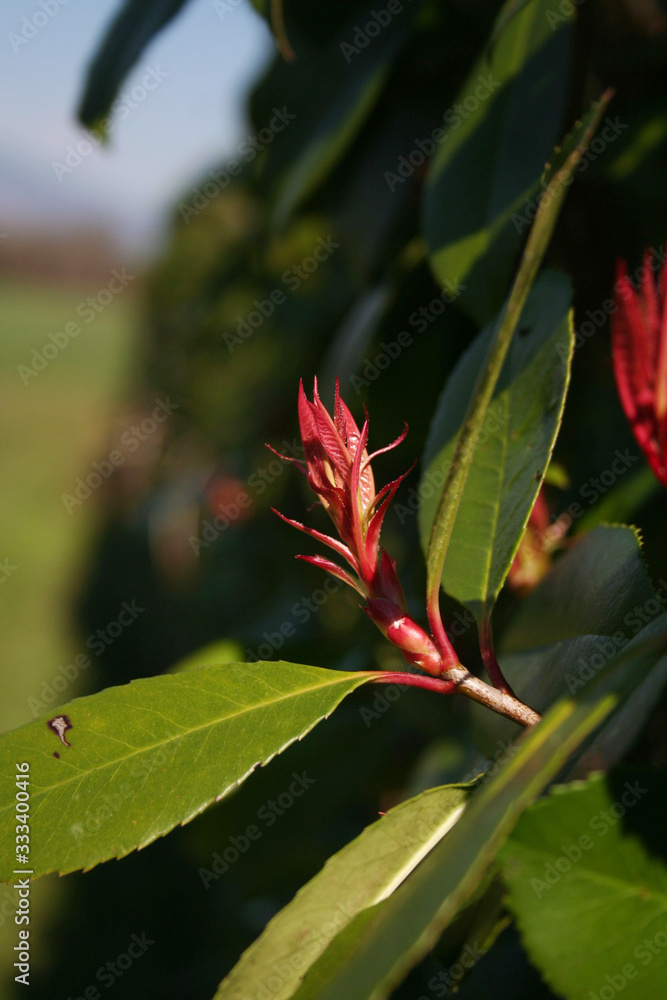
(426, 589, 460, 671)
(479, 616, 515, 696)
(373, 671, 456, 695)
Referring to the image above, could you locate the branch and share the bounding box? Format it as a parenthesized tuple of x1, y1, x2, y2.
(375, 666, 541, 728)
(444, 663, 541, 728)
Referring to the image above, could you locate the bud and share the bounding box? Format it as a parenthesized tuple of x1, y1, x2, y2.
(365, 599, 443, 676)
(272, 378, 451, 678)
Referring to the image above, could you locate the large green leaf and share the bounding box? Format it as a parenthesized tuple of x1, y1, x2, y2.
(271, 66, 391, 228)
(256, 4, 419, 227)
(0, 662, 374, 880)
(419, 269, 572, 621)
(476, 614, 667, 772)
(423, 93, 611, 644)
(475, 527, 667, 770)
(78, 0, 189, 128)
(286, 633, 666, 1000)
(501, 769, 667, 1000)
(215, 781, 477, 1000)
(502, 525, 657, 652)
(423, 0, 573, 324)
(472, 525, 667, 773)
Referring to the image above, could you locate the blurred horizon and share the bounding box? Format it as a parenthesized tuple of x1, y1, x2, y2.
(1, 0, 273, 262)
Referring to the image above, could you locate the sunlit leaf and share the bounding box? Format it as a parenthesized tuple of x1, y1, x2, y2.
(0, 662, 374, 880)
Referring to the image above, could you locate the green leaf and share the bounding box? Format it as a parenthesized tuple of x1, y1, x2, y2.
(501, 769, 667, 1000)
(0, 662, 374, 880)
(272, 66, 390, 228)
(472, 527, 667, 770)
(478, 614, 667, 773)
(576, 465, 661, 533)
(424, 92, 611, 636)
(78, 0, 189, 128)
(259, 6, 418, 228)
(214, 781, 477, 1000)
(167, 639, 246, 673)
(286, 633, 666, 1000)
(423, 0, 573, 324)
(419, 269, 573, 621)
(501, 525, 657, 652)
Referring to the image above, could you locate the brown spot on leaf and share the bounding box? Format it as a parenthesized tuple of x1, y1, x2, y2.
(47, 715, 72, 747)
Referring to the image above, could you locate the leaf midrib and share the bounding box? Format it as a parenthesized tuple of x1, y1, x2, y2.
(0, 670, 371, 814)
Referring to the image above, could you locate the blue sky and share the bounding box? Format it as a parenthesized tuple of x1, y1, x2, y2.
(1, 0, 273, 253)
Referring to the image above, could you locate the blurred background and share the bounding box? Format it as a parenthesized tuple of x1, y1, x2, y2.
(2, 0, 667, 997)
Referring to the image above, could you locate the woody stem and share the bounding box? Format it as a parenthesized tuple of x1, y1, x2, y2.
(443, 663, 541, 727)
(375, 666, 540, 727)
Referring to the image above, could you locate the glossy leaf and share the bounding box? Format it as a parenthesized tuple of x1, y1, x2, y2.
(286, 632, 666, 1000)
(215, 781, 477, 1000)
(0, 662, 374, 880)
(478, 615, 667, 774)
(501, 769, 667, 1000)
(501, 525, 657, 652)
(423, 0, 573, 324)
(576, 465, 661, 533)
(78, 0, 188, 128)
(419, 269, 573, 621)
(258, 6, 418, 227)
(477, 528, 667, 771)
(424, 93, 611, 638)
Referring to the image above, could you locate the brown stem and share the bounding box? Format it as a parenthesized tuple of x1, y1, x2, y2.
(270, 0, 295, 61)
(443, 663, 541, 728)
(375, 664, 540, 728)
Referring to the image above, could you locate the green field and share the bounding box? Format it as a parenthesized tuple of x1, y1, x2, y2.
(0, 275, 137, 995)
